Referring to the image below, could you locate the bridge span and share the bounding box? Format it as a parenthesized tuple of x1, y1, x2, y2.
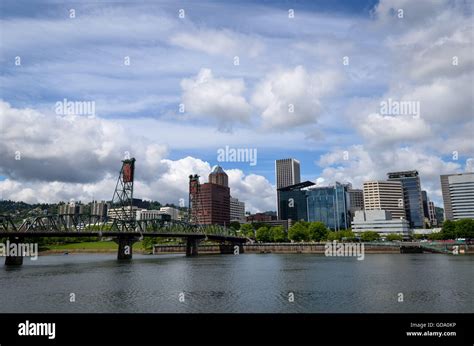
(0, 157, 246, 265)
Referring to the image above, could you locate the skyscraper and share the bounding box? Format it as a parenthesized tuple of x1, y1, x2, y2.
(275, 158, 301, 189)
(209, 165, 229, 187)
(428, 201, 438, 226)
(363, 180, 406, 219)
(387, 170, 424, 228)
(189, 168, 231, 226)
(278, 181, 313, 222)
(441, 173, 474, 220)
(306, 182, 350, 230)
(348, 188, 364, 221)
(275, 158, 301, 219)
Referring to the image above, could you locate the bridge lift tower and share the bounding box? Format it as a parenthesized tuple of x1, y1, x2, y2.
(110, 158, 140, 259)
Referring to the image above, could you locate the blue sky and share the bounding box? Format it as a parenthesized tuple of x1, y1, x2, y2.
(0, 0, 472, 211)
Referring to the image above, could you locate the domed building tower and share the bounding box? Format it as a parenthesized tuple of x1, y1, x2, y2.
(209, 165, 228, 187)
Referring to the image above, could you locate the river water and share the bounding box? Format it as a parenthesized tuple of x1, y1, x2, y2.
(0, 253, 472, 313)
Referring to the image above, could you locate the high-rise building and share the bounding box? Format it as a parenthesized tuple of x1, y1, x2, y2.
(421, 191, 429, 219)
(440, 173, 474, 220)
(209, 165, 229, 187)
(348, 188, 364, 221)
(428, 201, 438, 226)
(275, 158, 301, 219)
(278, 181, 313, 222)
(230, 197, 245, 222)
(189, 168, 230, 226)
(306, 182, 350, 230)
(440, 174, 452, 220)
(363, 181, 406, 220)
(387, 170, 424, 228)
(278, 181, 350, 230)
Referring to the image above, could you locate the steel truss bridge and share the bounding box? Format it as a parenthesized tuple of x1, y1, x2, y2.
(0, 158, 246, 265)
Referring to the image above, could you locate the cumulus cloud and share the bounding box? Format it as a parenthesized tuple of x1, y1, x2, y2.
(180, 68, 252, 130)
(0, 102, 273, 211)
(227, 169, 275, 212)
(252, 66, 342, 130)
(357, 113, 432, 145)
(317, 145, 463, 206)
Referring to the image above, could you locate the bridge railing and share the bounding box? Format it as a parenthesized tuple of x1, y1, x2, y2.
(0, 214, 244, 239)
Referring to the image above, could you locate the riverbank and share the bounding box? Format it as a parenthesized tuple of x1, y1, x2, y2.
(40, 241, 148, 255)
(154, 242, 474, 255)
(36, 241, 473, 255)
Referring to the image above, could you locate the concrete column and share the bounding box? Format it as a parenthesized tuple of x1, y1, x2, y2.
(5, 237, 24, 266)
(186, 238, 199, 256)
(115, 236, 138, 260)
(219, 242, 245, 255)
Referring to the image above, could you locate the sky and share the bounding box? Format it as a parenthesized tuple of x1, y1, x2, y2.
(0, 0, 473, 212)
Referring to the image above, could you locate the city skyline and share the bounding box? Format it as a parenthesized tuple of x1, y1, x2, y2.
(0, 0, 473, 214)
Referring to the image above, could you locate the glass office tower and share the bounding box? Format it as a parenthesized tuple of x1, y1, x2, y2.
(387, 171, 424, 228)
(306, 182, 350, 230)
(278, 181, 314, 222)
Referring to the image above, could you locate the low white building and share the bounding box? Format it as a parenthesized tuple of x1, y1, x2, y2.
(136, 209, 162, 221)
(351, 210, 410, 237)
(412, 228, 442, 235)
(159, 206, 180, 221)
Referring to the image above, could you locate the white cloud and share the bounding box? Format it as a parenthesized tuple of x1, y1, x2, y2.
(180, 68, 252, 130)
(317, 145, 462, 206)
(170, 28, 263, 58)
(0, 102, 274, 211)
(252, 66, 342, 130)
(357, 113, 432, 145)
(226, 169, 275, 213)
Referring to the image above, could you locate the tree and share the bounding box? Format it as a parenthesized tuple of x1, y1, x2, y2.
(229, 221, 241, 231)
(327, 231, 341, 241)
(256, 226, 273, 242)
(428, 232, 443, 241)
(308, 222, 328, 242)
(441, 220, 456, 239)
(454, 219, 474, 238)
(360, 231, 379, 242)
(271, 225, 287, 242)
(387, 234, 403, 241)
(288, 222, 311, 242)
(240, 223, 255, 238)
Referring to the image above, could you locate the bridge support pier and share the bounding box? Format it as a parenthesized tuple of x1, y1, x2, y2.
(186, 238, 199, 257)
(219, 242, 245, 255)
(115, 236, 139, 260)
(5, 237, 24, 266)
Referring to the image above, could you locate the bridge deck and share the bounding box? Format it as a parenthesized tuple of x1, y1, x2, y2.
(0, 232, 246, 243)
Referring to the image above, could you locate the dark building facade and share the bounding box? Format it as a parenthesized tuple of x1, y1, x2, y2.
(278, 181, 313, 223)
(387, 170, 424, 228)
(189, 167, 230, 226)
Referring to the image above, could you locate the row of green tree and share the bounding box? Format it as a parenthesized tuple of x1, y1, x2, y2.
(238, 218, 474, 243)
(416, 219, 474, 240)
(238, 221, 405, 243)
